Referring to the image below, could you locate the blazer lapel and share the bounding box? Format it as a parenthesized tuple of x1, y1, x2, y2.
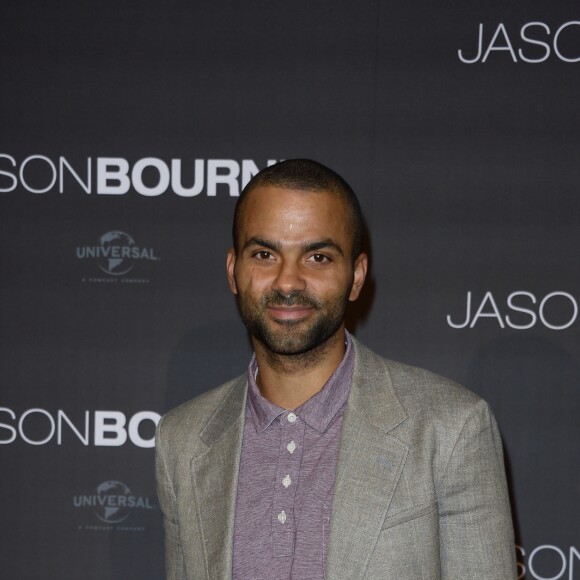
(190, 377, 247, 580)
(326, 340, 408, 580)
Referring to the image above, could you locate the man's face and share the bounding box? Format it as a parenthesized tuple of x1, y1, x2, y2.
(227, 186, 367, 356)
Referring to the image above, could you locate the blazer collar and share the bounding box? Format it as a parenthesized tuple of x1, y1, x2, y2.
(345, 337, 407, 433)
(198, 375, 248, 447)
(326, 337, 409, 579)
(190, 375, 247, 580)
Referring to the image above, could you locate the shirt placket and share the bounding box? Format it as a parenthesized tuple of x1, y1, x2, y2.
(271, 410, 305, 559)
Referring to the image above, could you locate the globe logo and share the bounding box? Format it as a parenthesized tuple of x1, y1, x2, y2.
(98, 231, 136, 276)
(76, 231, 159, 279)
(94, 480, 133, 524)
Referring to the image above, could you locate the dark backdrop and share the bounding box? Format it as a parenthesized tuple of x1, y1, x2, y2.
(1, 1, 579, 578)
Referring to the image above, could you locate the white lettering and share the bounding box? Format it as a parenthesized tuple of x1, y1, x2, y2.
(470, 291, 505, 328)
(519, 22, 551, 63)
(518, 544, 580, 580)
(97, 158, 130, 195)
(516, 545, 526, 579)
(1, 155, 279, 195)
(482, 23, 518, 63)
(539, 292, 578, 330)
(59, 156, 91, 193)
(506, 291, 537, 329)
(0, 154, 17, 192)
(241, 160, 259, 190)
(94, 411, 127, 446)
(446, 290, 472, 328)
(128, 411, 161, 448)
(0, 408, 163, 446)
(554, 21, 580, 63)
(20, 155, 57, 194)
(0, 407, 17, 444)
(171, 159, 204, 197)
(458, 23, 484, 63)
(570, 547, 579, 580)
(460, 21, 580, 64)
(448, 291, 577, 330)
(528, 545, 566, 580)
(207, 159, 240, 196)
(132, 157, 170, 196)
(19, 408, 55, 445)
(57, 410, 90, 445)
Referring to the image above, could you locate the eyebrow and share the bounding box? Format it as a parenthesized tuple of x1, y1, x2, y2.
(243, 237, 280, 252)
(243, 237, 344, 257)
(303, 239, 344, 257)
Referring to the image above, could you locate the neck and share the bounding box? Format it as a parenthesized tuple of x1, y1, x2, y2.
(253, 327, 346, 409)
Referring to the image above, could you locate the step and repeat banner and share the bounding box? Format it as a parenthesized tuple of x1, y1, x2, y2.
(1, 1, 579, 578)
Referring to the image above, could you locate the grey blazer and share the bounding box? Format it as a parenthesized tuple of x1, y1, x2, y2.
(156, 338, 517, 579)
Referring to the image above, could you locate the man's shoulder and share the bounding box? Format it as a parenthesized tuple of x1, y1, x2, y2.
(354, 339, 484, 422)
(158, 374, 247, 438)
(386, 358, 479, 406)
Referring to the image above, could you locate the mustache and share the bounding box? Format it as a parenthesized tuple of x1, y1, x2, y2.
(263, 290, 320, 309)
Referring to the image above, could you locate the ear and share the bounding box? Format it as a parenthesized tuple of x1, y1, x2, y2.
(226, 247, 238, 294)
(348, 253, 368, 302)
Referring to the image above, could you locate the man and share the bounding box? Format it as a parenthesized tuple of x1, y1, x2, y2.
(156, 159, 516, 579)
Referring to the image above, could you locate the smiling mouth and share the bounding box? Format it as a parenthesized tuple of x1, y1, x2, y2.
(267, 306, 314, 321)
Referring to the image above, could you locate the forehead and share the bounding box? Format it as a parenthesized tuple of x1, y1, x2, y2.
(238, 185, 351, 240)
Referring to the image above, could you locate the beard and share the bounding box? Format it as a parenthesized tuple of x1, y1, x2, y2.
(236, 287, 349, 356)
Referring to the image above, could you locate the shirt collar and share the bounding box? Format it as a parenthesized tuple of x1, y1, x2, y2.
(246, 331, 355, 434)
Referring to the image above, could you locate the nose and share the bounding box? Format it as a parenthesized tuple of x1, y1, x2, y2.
(272, 259, 306, 296)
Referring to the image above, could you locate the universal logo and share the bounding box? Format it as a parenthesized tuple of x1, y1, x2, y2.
(76, 231, 159, 284)
(73, 480, 156, 532)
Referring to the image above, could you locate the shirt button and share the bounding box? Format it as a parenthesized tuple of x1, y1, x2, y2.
(287, 412, 297, 423)
(278, 511, 287, 524)
(282, 475, 291, 488)
(287, 441, 296, 454)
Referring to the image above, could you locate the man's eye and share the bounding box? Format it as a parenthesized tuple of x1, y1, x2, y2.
(307, 253, 329, 263)
(254, 251, 274, 260)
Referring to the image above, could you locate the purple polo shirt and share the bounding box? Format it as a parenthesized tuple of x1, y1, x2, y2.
(232, 332, 354, 579)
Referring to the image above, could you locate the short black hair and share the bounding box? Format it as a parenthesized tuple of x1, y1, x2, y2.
(232, 159, 364, 261)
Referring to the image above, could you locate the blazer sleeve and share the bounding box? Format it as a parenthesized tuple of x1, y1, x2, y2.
(438, 399, 517, 579)
(156, 415, 188, 580)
